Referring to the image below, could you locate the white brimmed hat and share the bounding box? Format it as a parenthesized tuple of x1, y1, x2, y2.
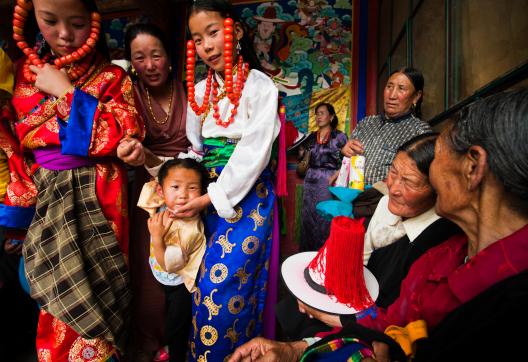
(281, 217, 379, 315)
(253, 4, 286, 23)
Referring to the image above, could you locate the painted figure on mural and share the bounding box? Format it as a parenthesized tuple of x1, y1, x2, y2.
(252, 2, 285, 76)
(297, 0, 327, 28)
(326, 58, 345, 88)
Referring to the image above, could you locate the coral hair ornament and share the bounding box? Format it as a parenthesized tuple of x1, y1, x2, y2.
(186, 17, 248, 127)
(13, 0, 101, 83)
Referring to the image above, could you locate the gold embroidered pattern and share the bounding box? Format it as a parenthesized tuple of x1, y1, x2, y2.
(215, 228, 236, 258)
(192, 311, 199, 338)
(209, 167, 219, 179)
(246, 319, 256, 338)
(234, 260, 252, 290)
(68, 336, 114, 362)
(194, 287, 202, 306)
(199, 262, 208, 282)
(14, 82, 39, 98)
(37, 349, 52, 362)
(242, 236, 259, 255)
(249, 295, 258, 314)
(45, 119, 59, 133)
(260, 241, 268, 258)
(197, 351, 210, 362)
(203, 289, 222, 321)
(225, 206, 243, 223)
(228, 295, 245, 315)
(256, 182, 268, 198)
(208, 231, 217, 248)
(200, 325, 218, 346)
(248, 203, 265, 231)
(52, 317, 67, 347)
(210, 263, 228, 284)
(190, 341, 196, 359)
(262, 280, 268, 293)
(83, 70, 117, 97)
(121, 77, 135, 106)
(224, 318, 240, 348)
(91, 118, 110, 155)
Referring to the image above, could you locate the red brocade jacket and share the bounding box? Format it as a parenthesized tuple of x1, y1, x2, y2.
(10, 54, 144, 253)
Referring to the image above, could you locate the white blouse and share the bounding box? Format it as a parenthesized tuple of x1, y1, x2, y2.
(186, 69, 280, 218)
(363, 195, 441, 264)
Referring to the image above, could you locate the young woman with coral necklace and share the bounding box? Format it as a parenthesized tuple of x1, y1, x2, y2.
(175, 0, 280, 360)
(9, 0, 143, 360)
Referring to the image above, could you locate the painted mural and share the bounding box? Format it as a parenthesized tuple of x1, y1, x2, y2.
(235, 0, 353, 133)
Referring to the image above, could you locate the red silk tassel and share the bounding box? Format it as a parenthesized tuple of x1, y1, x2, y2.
(276, 104, 287, 197)
(308, 216, 373, 310)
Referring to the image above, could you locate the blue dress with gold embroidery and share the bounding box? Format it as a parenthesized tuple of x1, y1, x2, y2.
(191, 140, 275, 361)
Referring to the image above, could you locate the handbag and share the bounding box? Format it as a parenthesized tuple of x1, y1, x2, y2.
(296, 148, 311, 177)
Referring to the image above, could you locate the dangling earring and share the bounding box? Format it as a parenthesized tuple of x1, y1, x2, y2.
(131, 66, 137, 76)
(236, 42, 241, 51)
(169, 65, 173, 73)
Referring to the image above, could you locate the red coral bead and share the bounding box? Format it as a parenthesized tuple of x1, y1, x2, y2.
(86, 38, 96, 47)
(14, 6, 28, 18)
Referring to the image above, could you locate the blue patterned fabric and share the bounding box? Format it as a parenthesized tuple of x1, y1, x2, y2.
(190, 146, 275, 361)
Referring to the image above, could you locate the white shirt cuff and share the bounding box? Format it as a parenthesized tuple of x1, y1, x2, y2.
(178, 148, 203, 162)
(302, 337, 322, 347)
(208, 182, 236, 219)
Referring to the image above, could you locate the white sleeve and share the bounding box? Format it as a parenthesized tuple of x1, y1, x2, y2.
(363, 195, 388, 265)
(208, 75, 280, 218)
(186, 98, 204, 154)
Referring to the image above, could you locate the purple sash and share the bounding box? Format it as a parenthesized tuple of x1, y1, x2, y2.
(33, 147, 96, 171)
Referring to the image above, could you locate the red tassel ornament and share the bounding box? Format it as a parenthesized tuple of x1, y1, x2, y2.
(308, 216, 374, 311)
(12, 0, 101, 83)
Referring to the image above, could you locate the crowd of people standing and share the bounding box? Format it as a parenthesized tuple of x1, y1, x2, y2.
(0, 0, 527, 361)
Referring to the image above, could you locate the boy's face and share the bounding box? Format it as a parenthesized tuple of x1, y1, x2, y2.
(157, 167, 202, 210)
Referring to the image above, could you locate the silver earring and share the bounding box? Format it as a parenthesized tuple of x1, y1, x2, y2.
(236, 42, 241, 51)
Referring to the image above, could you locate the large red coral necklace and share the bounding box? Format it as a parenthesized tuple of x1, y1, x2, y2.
(186, 17, 249, 128)
(13, 0, 101, 83)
